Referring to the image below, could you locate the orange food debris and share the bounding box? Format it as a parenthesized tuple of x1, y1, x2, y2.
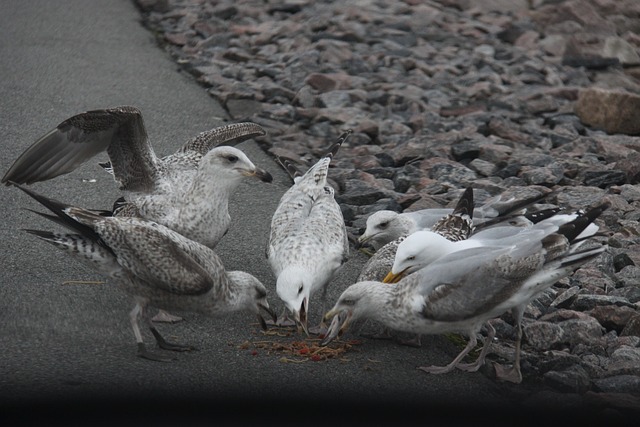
(239, 329, 360, 362)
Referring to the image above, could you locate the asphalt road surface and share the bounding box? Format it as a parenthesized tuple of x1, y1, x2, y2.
(0, 1, 628, 425)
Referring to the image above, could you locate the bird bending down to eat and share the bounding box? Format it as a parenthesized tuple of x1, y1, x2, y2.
(356, 186, 475, 346)
(266, 130, 351, 335)
(2, 106, 273, 323)
(322, 202, 609, 382)
(12, 183, 276, 362)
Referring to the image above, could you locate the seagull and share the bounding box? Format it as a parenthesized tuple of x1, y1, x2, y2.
(357, 188, 551, 251)
(322, 202, 609, 383)
(381, 205, 606, 381)
(384, 208, 602, 284)
(266, 130, 352, 335)
(12, 183, 276, 362)
(2, 106, 273, 322)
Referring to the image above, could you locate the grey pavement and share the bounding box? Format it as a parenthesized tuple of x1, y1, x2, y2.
(0, 1, 614, 425)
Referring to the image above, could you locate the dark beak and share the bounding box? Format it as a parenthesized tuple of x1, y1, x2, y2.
(253, 167, 273, 183)
(320, 309, 351, 346)
(257, 302, 277, 330)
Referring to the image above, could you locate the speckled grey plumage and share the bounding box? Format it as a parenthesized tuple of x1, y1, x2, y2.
(15, 183, 274, 360)
(266, 131, 351, 332)
(3, 106, 272, 249)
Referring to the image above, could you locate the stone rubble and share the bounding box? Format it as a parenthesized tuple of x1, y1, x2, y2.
(134, 0, 640, 411)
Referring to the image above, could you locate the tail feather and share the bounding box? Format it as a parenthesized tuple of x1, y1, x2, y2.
(10, 182, 109, 251)
(525, 207, 562, 224)
(325, 129, 352, 160)
(558, 245, 607, 269)
(299, 130, 352, 188)
(275, 156, 303, 184)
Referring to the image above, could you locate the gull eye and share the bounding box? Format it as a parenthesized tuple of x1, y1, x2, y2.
(407, 255, 416, 261)
(298, 285, 303, 295)
(379, 221, 389, 229)
(342, 298, 355, 306)
(226, 154, 238, 163)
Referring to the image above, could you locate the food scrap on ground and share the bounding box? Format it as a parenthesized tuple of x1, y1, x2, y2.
(239, 327, 362, 362)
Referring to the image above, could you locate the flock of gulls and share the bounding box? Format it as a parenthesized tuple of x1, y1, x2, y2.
(3, 106, 609, 382)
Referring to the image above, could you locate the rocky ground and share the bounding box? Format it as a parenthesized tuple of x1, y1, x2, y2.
(133, 0, 640, 411)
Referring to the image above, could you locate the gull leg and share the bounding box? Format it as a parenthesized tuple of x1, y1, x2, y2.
(457, 322, 496, 372)
(130, 303, 175, 362)
(151, 309, 183, 323)
(149, 327, 198, 352)
(395, 333, 422, 348)
(494, 308, 524, 383)
(418, 334, 478, 375)
(274, 308, 296, 327)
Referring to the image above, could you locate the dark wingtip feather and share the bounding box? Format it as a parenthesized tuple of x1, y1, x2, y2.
(453, 187, 474, 218)
(557, 202, 610, 243)
(326, 129, 353, 160)
(11, 182, 104, 244)
(525, 207, 562, 224)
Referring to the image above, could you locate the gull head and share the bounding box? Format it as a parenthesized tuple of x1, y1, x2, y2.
(202, 146, 273, 184)
(321, 281, 374, 345)
(357, 210, 404, 251)
(276, 269, 311, 335)
(384, 231, 452, 283)
(227, 271, 276, 330)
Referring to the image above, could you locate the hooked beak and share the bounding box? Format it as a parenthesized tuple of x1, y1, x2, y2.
(382, 269, 406, 284)
(257, 302, 277, 330)
(242, 167, 273, 183)
(320, 309, 352, 346)
(357, 234, 370, 247)
(292, 298, 309, 336)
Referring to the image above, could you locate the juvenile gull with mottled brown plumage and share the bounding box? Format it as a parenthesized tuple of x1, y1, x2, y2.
(12, 183, 276, 362)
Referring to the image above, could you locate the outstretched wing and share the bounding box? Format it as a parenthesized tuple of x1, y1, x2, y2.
(179, 122, 266, 155)
(3, 106, 159, 193)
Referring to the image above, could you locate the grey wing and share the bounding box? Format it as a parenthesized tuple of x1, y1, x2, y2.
(179, 122, 266, 155)
(101, 220, 215, 295)
(2, 106, 159, 193)
(102, 106, 159, 192)
(406, 209, 453, 230)
(411, 246, 519, 321)
(308, 191, 348, 261)
(268, 186, 313, 248)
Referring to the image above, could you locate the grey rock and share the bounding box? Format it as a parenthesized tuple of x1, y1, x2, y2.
(543, 364, 592, 394)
